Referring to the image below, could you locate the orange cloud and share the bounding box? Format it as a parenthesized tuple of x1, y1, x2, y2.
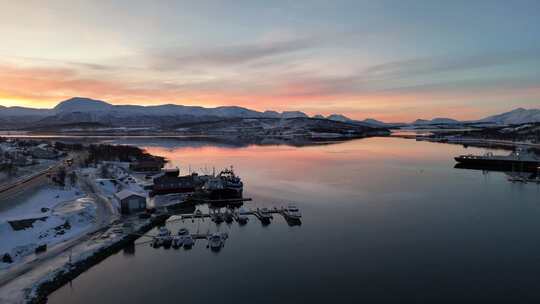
(1, 62, 539, 122)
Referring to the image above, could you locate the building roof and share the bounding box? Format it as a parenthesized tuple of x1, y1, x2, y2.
(114, 189, 146, 201)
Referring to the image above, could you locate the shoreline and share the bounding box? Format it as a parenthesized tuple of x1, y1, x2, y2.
(26, 213, 169, 304)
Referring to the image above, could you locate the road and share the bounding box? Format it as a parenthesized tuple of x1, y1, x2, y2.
(78, 170, 119, 228)
(0, 156, 71, 202)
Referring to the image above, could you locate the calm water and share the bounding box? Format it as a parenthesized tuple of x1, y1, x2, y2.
(49, 137, 540, 303)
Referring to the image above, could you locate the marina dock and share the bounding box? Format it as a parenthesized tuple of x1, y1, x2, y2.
(168, 206, 300, 225)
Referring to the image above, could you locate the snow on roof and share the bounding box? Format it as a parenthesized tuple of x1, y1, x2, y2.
(114, 189, 145, 201)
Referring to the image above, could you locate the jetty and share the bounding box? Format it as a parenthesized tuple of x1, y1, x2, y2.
(168, 206, 300, 225)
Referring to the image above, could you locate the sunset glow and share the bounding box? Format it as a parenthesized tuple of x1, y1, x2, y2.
(0, 1, 539, 121)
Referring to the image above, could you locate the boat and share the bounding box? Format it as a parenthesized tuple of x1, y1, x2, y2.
(211, 211, 224, 224)
(157, 227, 171, 237)
(195, 209, 203, 218)
(454, 147, 540, 172)
(183, 235, 195, 249)
(235, 207, 249, 225)
(224, 209, 234, 223)
(172, 236, 184, 248)
(178, 228, 190, 236)
(203, 167, 243, 199)
(207, 233, 224, 251)
(154, 226, 172, 247)
(256, 207, 272, 225)
(507, 175, 527, 183)
(283, 204, 302, 221)
(163, 235, 173, 248)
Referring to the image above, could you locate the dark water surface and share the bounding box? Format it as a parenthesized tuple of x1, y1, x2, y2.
(49, 137, 540, 303)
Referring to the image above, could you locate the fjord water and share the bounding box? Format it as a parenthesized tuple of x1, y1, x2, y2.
(49, 137, 540, 303)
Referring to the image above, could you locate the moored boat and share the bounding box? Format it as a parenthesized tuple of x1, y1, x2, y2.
(172, 236, 184, 248)
(207, 233, 224, 251)
(224, 209, 234, 223)
(203, 167, 243, 199)
(183, 235, 195, 249)
(178, 228, 189, 236)
(283, 204, 302, 221)
(455, 148, 540, 172)
(236, 207, 249, 225)
(256, 207, 272, 225)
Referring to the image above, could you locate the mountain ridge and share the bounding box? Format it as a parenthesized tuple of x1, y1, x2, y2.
(0, 97, 539, 127)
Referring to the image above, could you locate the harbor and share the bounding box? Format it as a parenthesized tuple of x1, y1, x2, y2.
(0, 136, 536, 304)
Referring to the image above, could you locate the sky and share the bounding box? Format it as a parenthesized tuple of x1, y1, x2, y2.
(0, 0, 539, 122)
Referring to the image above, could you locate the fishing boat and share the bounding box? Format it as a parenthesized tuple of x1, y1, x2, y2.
(203, 167, 244, 199)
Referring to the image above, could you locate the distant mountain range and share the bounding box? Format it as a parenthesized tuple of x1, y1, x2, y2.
(320, 109, 540, 126)
(0, 97, 538, 130)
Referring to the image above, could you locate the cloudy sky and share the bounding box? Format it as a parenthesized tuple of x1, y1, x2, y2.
(0, 0, 539, 121)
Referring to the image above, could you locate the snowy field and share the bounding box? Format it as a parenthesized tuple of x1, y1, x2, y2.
(0, 159, 56, 185)
(0, 186, 83, 221)
(0, 186, 96, 268)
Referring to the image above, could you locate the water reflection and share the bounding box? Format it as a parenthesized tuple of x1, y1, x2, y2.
(48, 137, 540, 304)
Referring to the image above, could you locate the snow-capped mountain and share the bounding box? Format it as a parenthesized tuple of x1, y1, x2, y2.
(477, 108, 540, 125)
(1, 97, 537, 129)
(0, 97, 323, 129)
(326, 114, 352, 123)
(54, 97, 112, 112)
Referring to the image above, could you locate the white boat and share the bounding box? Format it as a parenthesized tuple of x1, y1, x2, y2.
(283, 204, 302, 220)
(178, 228, 189, 236)
(208, 233, 224, 251)
(157, 227, 171, 237)
(155, 227, 172, 247)
(183, 235, 195, 249)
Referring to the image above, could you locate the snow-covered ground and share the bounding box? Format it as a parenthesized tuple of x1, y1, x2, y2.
(0, 197, 96, 268)
(0, 159, 56, 185)
(0, 184, 95, 269)
(0, 186, 83, 222)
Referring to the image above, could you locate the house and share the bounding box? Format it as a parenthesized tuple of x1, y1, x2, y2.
(114, 190, 147, 215)
(151, 168, 198, 196)
(129, 160, 164, 172)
